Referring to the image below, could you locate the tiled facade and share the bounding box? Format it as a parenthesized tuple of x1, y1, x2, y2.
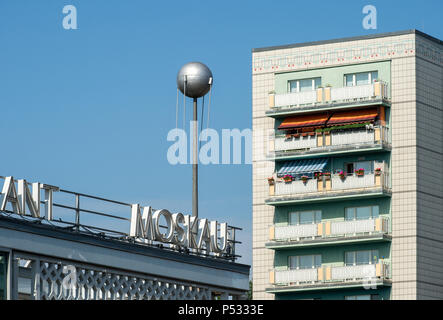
(252, 30, 443, 300)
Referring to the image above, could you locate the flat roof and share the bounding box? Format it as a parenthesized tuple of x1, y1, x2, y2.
(252, 29, 443, 53)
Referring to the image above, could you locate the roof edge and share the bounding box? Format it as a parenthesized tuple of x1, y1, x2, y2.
(252, 29, 443, 53)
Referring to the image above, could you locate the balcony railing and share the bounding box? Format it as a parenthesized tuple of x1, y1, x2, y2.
(269, 81, 389, 110)
(270, 261, 390, 287)
(269, 173, 389, 198)
(269, 217, 389, 242)
(270, 126, 389, 156)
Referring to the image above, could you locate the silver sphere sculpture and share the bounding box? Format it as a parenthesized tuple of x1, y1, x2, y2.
(177, 62, 213, 98)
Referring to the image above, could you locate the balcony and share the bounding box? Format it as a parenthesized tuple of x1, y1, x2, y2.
(267, 81, 390, 117)
(267, 217, 390, 249)
(269, 126, 390, 160)
(266, 173, 391, 205)
(267, 261, 391, 293)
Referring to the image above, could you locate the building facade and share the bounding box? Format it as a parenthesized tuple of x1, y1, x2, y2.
(252, 30, 443, 300)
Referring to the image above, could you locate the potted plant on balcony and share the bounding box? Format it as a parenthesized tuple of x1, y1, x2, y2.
(283, 174, 293, 183)
(355, 168, 365, 176)
(337, 170, 346, 180)
(301, 175, 309, 183)
(267, 177, 275, 186)
(375, 168, 382, 176)
(322, 172, 331, 180)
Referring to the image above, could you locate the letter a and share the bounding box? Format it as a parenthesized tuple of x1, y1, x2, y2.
(63, 5, 78, 30)
(362, 5, 377, 30)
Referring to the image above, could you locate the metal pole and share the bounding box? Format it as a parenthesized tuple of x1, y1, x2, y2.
(193, 97, 198, 218)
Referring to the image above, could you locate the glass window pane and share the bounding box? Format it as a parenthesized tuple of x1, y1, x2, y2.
(355, 161, 372, 172)
(299, 211, 314, 224)
(356, 206, 371, 220)
(314, 255, 322, 268)
(289, 81, 298, 93)
(299, 255, 314, 269)
(372, 206, 379, 218)
(356, 251, 371, 265)
(371, 71, 379, 82)
(356, 295, 371, 300)
(289, 212, 298, 225)
(371, 250, 379, 264)
(345, 208, 355, 220)
(345, 75, 354, 87)
(289, 256, 298, 269)
(299, 79, 313, 92)
(315, 211, 322, 223)
(345, 252, 355, 265)
(356, 72, 370, 85)
(314, 78, 321, 89)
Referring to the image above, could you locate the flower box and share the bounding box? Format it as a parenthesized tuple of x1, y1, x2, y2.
(337, 171, 346, 180)
(375, 168, 382, 176)
(355, 168, 365, 176)
(283, 175, 293, 183)
(301, 175, 309, 183)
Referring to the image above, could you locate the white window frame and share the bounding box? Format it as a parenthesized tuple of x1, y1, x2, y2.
(288, 77, 321, 93)
(345, 250, 379, 266)
(289, 210, 322, 225)
(345, 205, 380, 221)
(344, 71, 378, 87)
(288, 254, 322, 270)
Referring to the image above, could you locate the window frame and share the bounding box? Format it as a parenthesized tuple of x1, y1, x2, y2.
(344, 71, 379, 87)
(288, 254, 322, 270)
(345, 249, 379, 266)
(345, 205, 380, 221)
(288, 77, 322, 93)
(289, 210, 322, 225)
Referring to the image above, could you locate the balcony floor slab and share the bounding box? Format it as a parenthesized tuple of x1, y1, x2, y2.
(271, 142, 391, 161)
(266, 279, 392, 294)
(265, 188, 391, 206)
(266, 233, 392, 250)
(266, 98, 391, 118)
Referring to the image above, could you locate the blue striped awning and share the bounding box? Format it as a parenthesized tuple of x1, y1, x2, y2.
(277, 158, 329, 176)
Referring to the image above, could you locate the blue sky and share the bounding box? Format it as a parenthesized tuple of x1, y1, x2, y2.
(0, 0, 442, 267)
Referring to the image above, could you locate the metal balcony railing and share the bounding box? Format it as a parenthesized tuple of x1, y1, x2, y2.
(269, 81, 389, 110)
(269, 217, 389, 242)
(270, 261, 390, 287)
(270, 126, 389, 155)
(269, 172, 389, 198)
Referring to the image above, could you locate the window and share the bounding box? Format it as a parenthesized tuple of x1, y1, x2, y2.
(345, 250, 379, 266)
(289, 77, 321, 93)
(344, 71, 378, 86)
(289, 210, 322, 225)
(289, 255, 322, 270)
(345, 205, 379, 220)
(345, 294, 380, 300)
(0, 253, 6, 300)
(345, 161, 373, 175)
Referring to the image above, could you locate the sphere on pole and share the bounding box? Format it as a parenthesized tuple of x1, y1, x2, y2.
(177, 62, 213, 98)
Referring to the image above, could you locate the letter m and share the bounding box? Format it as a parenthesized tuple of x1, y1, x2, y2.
(130, 204, 155, 240)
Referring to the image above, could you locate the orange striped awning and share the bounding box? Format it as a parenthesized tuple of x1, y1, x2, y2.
(278, 113, 329, 130)
(326, 108, 378, 126)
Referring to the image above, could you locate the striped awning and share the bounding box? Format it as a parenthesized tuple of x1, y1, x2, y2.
(278, 113, 329, 130)
(277, 158, 329, 176)
(327, 108, 378, 126)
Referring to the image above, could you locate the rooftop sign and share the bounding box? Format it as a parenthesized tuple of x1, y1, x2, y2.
(0, 176, 233, 256)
